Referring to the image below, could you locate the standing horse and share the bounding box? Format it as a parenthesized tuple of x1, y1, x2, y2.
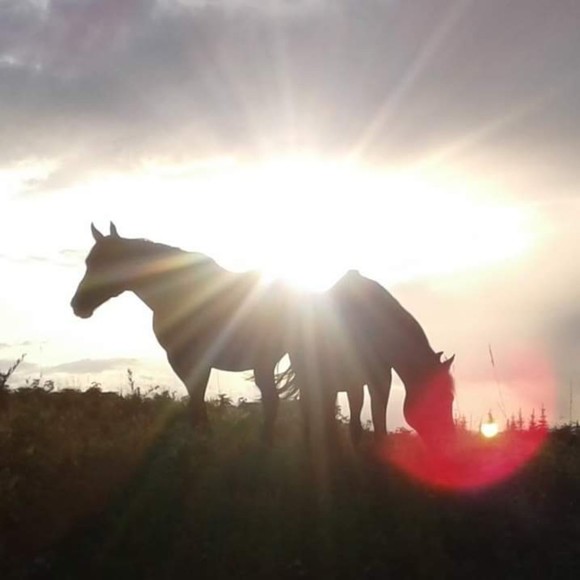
(71, 223, 297, 443)
(286, 270, 456, 453)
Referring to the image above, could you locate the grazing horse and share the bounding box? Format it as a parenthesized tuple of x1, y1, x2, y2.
(286, 270, 456, 453)
(71, 223, 297, 443)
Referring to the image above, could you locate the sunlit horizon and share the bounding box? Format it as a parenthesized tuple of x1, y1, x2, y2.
(1, 0, 579, 434)
(0, 151, 559, 435)
(44, 154, 540, 293)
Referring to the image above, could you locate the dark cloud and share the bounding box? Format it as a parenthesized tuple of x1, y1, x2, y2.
(1, 0, 579, 192)
(0, 358, 39, 373)
(47, 358, 140, 374)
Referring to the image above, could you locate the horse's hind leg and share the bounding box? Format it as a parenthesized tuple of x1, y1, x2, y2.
(369, 368, 392, 444)
(254, 365, 279, 445)
(347, 384, 364, 446)
(188, 369, 212, 430)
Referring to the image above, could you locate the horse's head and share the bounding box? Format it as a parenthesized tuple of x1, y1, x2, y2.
(403, 353, 456, 453)
(71, 222, 128, 318)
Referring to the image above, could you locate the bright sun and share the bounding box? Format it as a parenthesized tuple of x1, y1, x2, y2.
(209, 156, 537, 291)
(104, 155, 538, 291)
(481, 422, 500, 438)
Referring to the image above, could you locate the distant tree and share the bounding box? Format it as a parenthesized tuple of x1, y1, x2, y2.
(517, 409, 524, 431)
(529, 409, 537, 431)
(506, 414, 517, 431)
(539, 405, 549, 431)
(455, 414, 468, 431)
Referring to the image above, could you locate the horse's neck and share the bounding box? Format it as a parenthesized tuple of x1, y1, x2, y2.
(380, 317, 438, 387)
(377, 293, 438, 385)
(393, 355, 435, 387)
(122, 242, 217, 312)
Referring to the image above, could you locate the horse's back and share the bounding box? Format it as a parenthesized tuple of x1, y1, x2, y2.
(327, 270, 435, 366)
(153, 262, 295, 371)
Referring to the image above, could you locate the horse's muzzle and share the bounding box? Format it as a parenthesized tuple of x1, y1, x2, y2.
(75, 309, 93, 319)
(71, 300, 94, 319)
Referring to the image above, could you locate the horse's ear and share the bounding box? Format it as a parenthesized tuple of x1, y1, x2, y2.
(91, 223, 104, 242)
(110, 222, 120, 238)
(443, 354, 455, 369)
(435, 351, 444, 361)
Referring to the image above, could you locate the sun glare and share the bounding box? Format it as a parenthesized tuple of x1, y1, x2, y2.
(481, 422, 499, 438)
(210, 156, 538, 290)
(94, 155, 538, 291)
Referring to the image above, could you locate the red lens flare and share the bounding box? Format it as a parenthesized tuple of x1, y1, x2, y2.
(382, 347, 554, 491)
(384, 429, 547, 491)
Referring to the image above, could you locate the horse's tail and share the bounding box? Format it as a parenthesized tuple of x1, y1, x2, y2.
(273, 365, 299, 400)
(246, 365, 299, 400)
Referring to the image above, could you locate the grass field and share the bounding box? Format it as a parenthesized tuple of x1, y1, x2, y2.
(1, 382, 580, 579)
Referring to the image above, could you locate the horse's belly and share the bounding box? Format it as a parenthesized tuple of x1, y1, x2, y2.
(208, 334, 282, 371)
(153, 315, 283, 372)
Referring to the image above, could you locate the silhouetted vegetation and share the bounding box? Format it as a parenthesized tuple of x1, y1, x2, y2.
(1, 378, 580, 579)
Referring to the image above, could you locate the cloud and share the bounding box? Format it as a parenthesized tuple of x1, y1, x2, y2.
(0, 340, 46, 348)
(0, 248, 85, 267)
(47, 358, 141, 374)
(1, 0, 579, 193)
(0, 358, 39, 373)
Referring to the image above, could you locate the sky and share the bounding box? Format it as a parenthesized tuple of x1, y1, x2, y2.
(1, 0, 580, 430)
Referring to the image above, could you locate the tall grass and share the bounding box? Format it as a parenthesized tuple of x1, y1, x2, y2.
(1, 380, 580, 579)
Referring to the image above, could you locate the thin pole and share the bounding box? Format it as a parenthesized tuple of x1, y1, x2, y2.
(489, 343, 507, 420)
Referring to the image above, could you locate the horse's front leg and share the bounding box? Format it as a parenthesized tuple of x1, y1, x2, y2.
(166, 351, 211, 430)
(254, 364, 279, 445)
(347, 384, 364, 446)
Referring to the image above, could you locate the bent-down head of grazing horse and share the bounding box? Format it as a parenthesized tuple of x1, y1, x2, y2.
(71, 222, 297, 443)
(286, 270, 456, 455)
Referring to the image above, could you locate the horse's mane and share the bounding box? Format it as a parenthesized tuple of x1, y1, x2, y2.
(330, 270, 435, 359)
(132, 238, 211, 259)
(126, 238, 220, 272)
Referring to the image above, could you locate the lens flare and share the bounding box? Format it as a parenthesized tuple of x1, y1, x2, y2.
(384, 428, 548, 492)
(481, 422, 499, 438)
(380, 346, 556, 491)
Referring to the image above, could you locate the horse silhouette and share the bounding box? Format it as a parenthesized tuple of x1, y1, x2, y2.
(71, 223, 298, 443)
(71, 224, 454, 453)
(284, 270, 456, 453)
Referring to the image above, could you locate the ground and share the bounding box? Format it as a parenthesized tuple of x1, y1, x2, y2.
(1, 386, 579, 579)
